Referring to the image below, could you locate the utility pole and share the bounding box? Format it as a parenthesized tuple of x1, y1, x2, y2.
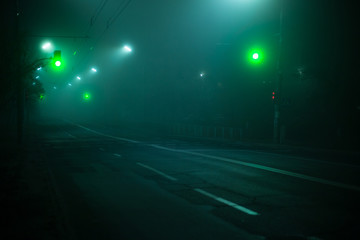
(273, 0, 284, 144)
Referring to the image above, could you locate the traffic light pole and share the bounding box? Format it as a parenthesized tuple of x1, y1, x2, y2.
(273, 0, 284, 144)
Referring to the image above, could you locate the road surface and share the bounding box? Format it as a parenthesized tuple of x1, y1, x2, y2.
(32, 120, 360, 240)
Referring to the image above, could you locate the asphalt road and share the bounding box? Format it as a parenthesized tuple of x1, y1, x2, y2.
(34, 120, 360, 240)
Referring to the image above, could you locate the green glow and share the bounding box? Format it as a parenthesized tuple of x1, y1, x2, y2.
(248, 48, 264, 64)
(83, 92, 91, 101)
(39, 94, 44, 100)
(52, 50, 64, 71)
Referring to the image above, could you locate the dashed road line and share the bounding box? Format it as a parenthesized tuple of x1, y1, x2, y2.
(113, 153, 122, 158)
(194, 188, 259, 216)
(136, 162, 178, 181)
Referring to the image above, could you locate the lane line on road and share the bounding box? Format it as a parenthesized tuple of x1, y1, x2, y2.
(194, 188, 259, 216)
(113, 153, 122, 158)
(137, 162, 178, 181)
(66, 132, 76, 139)
(66, 121, 140, 144)
(68, 122, 360, 192)
(149, 145, 360, 192)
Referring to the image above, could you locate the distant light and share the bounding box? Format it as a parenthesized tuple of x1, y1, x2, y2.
(252, 53, 259, 60)
(32, 82, 36, 86)
(53, 86, 57, 89)
(55, 60, 61, 67)
(68, 83, 72, 86)
(37, 67, 42, 71)
(35, 76, 40, 79)
(91, 68, 97, 72)
(200, 73, 205, 77)
(76, 76, 81, 80)
(124, 45, 132, 52)
(83, 92, 91, 101)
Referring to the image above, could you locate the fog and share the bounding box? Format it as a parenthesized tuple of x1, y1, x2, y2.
(12, 0, 359, 148)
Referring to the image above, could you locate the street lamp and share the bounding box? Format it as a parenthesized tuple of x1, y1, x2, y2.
(123, 45, 132, 52)
(41, 42, 52, 51)
(91, 67, 97, 72)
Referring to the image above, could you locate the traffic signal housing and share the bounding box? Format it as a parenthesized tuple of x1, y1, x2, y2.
(52, 50, 63, 70)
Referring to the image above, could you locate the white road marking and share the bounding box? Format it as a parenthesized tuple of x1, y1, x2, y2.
(136, 162, 178, 181)
(113, 153, 122, 157)
(69, 121, 139, 144)
(67, 121, 360, 192)
(149, 145, 360, 192)
(66, 132, 76, 138)
(194, 188, 259, 216)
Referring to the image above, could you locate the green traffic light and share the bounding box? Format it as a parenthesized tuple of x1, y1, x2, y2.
(248, 48, 264, 64)
(52, 50, 64, 70)
(83, 92, 91, 101)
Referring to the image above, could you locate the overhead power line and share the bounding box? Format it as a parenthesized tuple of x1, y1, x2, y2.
(106, 0, 132, 30)
(90, 0, 108, 27)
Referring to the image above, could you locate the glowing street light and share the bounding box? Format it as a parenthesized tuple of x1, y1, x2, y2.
(123, 45, 132, 52)
(91, 67, 97, 72)
(76, 76, 81, 80)
(42, 42, 52, 51)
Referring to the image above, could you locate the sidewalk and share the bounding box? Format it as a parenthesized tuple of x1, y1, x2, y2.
(0, 131, 66, 240)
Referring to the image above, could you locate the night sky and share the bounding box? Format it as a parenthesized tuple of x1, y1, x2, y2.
(2, 0, 359, 148)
